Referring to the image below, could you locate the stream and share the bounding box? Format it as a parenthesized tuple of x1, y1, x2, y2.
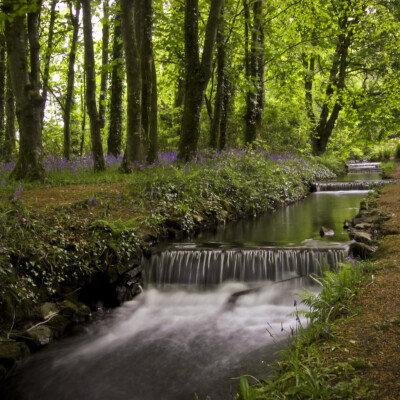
(0, 168, 382, 400)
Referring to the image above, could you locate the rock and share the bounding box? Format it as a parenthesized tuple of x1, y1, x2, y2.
(26, 326, 53, 347)
(0, 363, 7, 378)
(47, 314, 71, 337)
(343, 219, 352, 230)
(352, 231, 373, 245)
(320, 226, 335, 237)
(59, 299, 79, 318)
(360, 200, 368, 210)
(354, 223, 372, 230)
(349, 242, 376, 258)
(0, 341, 30, 369)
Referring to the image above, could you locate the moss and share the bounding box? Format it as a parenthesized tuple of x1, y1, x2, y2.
(0, 341, 30, 369)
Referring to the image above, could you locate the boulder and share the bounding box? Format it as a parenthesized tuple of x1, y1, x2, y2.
(349, 242, 376, 259)
(0, 341, 30, 369)
(26, 326, 53, 347)
(47, 314, 71, 337)
(354, 223, 372, 231)
(352, 231, 373, 245)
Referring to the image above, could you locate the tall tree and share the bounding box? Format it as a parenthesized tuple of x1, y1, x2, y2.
(40, 0, 58, 128)
(139, 0, 158, 163)
(99, 0, 110, 130)
(120, 0, 143, 169)
(209, 8, 226, 149)
(4, 0, 45, 180)
(63, 0, 81, 160)
(178, 0, 224, 161)
(244, 0, 265, 144)
(81, 0, 105, 171)
(0, 34, 5, 153)
(308, 0, 356, 155)
(107, 9, 124, 157)
(4, 64, 15, 161)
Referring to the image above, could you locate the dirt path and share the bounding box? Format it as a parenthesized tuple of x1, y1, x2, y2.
(323, 168, 400, 399)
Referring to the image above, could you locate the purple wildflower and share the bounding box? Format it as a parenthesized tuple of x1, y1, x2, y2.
(325, 326, 330, 334)
(294, 300, 297, 307)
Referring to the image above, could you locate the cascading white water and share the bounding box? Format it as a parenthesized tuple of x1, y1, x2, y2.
(311, 180, 392, 192)
(2, 281, 311, 400)
(144, 247, 346, 286)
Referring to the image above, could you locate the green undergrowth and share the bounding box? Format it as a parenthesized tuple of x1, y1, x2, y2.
(236, 259, 379, 400)
(0, 150, 336, 335)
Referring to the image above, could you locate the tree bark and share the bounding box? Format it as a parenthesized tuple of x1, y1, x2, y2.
(81, 0, 105, 171)
(99, 0, 110, 130)
(4, 63, 15, 161)
(178, 0, 224, 161)
(209, 9, 226, 149)
(63, 0, 80, 160)
(148, 59, 158, 163)
(244, 0, 264, 144)
(140, 0, 158, 163)
(107, 10, 124, 157)
(311, 13, 352, 155)
(0, 34, 5, 152)
(4, 1, 44, 180)
(40, 0, 58, 128)
(120, 0, 143, 169)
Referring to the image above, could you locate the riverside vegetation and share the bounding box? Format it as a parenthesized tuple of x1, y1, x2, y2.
(0, 149, 339, 375)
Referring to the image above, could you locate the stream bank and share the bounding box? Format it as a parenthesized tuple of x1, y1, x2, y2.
(0, 151, 338, 375)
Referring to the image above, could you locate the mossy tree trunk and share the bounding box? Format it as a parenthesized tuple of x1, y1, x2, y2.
(63, 0, 80, 160)
(0, 34, 5, 154)
(209, 8, 226, 150)
(178, 0, 224, 161)
(99, 0, 110, 130)
(81, 0, 105, 171)
(4, 64, 15, 161)
(4, 0, 45, 181)
(120, 0, 143, 169)
(40, 0, 58, 129)
(244, 0, 265, 144)
(107, 10, 124, 157)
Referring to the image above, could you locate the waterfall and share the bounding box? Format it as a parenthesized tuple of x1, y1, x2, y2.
(311, 180, 391, 192)
(143, 247, 347, 286)
(347, 162, 382, 174)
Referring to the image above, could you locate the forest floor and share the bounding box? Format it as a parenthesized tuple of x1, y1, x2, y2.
(320, 165, 400, 399)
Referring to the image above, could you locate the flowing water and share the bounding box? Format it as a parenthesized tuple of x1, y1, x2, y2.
(0, 185, 371, 400)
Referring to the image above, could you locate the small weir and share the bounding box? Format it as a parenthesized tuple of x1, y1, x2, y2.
(145, 247, 346, 286)
(347, 161, 382, 174)
(311, 180, 393, 192)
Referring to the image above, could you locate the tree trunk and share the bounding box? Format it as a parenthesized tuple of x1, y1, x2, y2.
(81, 0, 105, 171)
(148, 59, 158, 163)
(244, 0, 265, 144)
(178, 0, 224, 161)
(107, 10, 124, 157)
(40, 0, 58, 128)
(311, 25, 351, 154)
(219, 76, 232, 151)
(120, 0, 143, 169)
(99, 0, 110, 130)
(139, 0, 158, 163)
(5, 2, 44, 180)
(0, 34, 5, 153)
(63, 0, 80, 160)
(209, 9, 226, 149)
(4, 63, 15, 161)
